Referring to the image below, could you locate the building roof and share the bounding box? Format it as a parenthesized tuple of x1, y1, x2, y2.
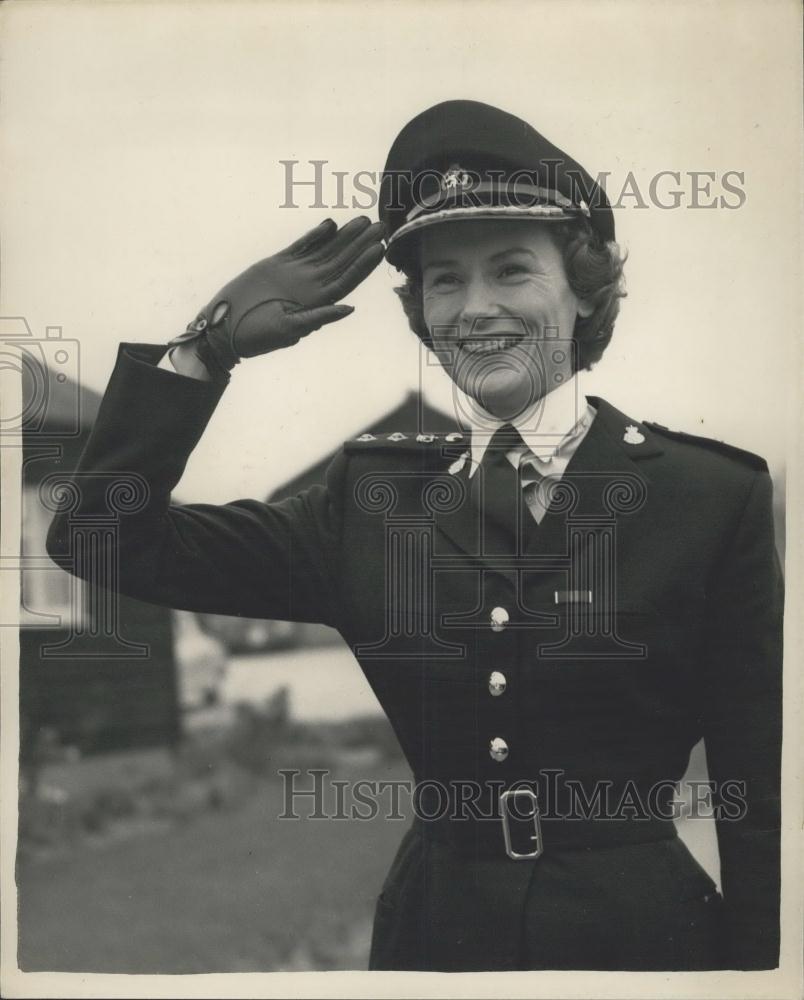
(268, 391, 456, 501)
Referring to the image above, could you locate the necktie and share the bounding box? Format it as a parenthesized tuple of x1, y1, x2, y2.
(470, 424, 523, 553)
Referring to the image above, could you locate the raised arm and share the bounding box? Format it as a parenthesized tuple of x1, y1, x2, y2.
(46, 217, 385, 626)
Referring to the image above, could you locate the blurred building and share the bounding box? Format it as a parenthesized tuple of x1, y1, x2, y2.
(14, 320, 182, 759)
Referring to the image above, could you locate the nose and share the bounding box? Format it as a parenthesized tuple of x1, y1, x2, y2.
(458, 276, 501, 335)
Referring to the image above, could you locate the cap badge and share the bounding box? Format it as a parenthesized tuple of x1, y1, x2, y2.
(447, 450, 470, 476)
(623, 425, 645, 445)
(357, 433, 376, 442)
(388, 432, 407, 442)
(416, 433, 436, 442)
(441, 165, 472, 192)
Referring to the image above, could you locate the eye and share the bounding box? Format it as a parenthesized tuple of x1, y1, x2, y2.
(429, 273, 460, 288)
(498, 264, 528, 279)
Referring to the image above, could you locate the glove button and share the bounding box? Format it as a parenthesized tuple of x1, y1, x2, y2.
(211, 300, 230, 325)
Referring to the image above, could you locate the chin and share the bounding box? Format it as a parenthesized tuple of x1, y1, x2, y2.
(455, 350, 545, 417)
(463, 374, 538, 422)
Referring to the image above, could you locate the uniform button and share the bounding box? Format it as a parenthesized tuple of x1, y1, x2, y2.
(489, 737, 509, 762)
(488, 671, 507, 696)
(490, 607, 509, 632)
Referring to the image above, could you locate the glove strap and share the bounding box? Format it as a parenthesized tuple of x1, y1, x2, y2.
(167, 299, 240, 377)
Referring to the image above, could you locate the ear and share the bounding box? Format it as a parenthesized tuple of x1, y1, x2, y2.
(576, 297, 594, 319)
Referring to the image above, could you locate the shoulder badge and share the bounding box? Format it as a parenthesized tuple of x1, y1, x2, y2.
(344, 430, 447, 454)
(643, 422, 768, 471)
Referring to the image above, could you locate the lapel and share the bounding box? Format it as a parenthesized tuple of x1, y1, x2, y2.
(432, 396, 664, 576)
(562, 395, 663, 473)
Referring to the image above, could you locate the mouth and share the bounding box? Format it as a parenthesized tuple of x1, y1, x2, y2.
(457, 333, 527, 356)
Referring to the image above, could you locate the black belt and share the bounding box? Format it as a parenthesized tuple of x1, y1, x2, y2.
(416, 788, 678, 860)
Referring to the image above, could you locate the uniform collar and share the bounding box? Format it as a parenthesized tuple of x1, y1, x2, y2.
(460, 374, 592, 471)
(433, 393, 664, 576)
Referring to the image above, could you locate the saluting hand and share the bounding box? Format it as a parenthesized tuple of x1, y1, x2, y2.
(174, 217, 386, 372)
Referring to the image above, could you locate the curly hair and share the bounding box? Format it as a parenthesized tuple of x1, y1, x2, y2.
(392, 219, 627, 371)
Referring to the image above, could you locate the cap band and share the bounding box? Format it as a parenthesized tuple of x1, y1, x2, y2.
(387, 202, 585, 253)
(406, 180, 585, 223)
(386, 176, 591, 256)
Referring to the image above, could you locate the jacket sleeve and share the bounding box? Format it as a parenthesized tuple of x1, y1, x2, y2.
(46, 342, 346, 627)
(700, 467, 783, 969)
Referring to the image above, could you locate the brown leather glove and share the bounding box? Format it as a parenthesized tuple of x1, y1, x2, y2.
(168, 216, 386, 372)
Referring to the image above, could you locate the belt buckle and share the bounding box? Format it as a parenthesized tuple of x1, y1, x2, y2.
(500, 788, 543, 860)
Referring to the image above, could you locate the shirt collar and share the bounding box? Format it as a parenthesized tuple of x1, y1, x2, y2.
(460, 374, 591, 471)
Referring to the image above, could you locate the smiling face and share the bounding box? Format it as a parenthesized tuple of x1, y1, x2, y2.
(420, 220, 592, 421)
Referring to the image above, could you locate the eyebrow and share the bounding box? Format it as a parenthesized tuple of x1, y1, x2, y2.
(423, 247, 538, 272)
(488, 247, 538, 262)
(422, 258, 459, 271)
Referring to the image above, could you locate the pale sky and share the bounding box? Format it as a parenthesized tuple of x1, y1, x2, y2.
(2, 0, 800, 504)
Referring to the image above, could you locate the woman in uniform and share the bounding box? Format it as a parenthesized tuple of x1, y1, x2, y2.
(47, 100, 782, 972)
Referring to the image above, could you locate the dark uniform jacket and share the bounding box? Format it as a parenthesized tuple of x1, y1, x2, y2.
(46, 343, 783, 972)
